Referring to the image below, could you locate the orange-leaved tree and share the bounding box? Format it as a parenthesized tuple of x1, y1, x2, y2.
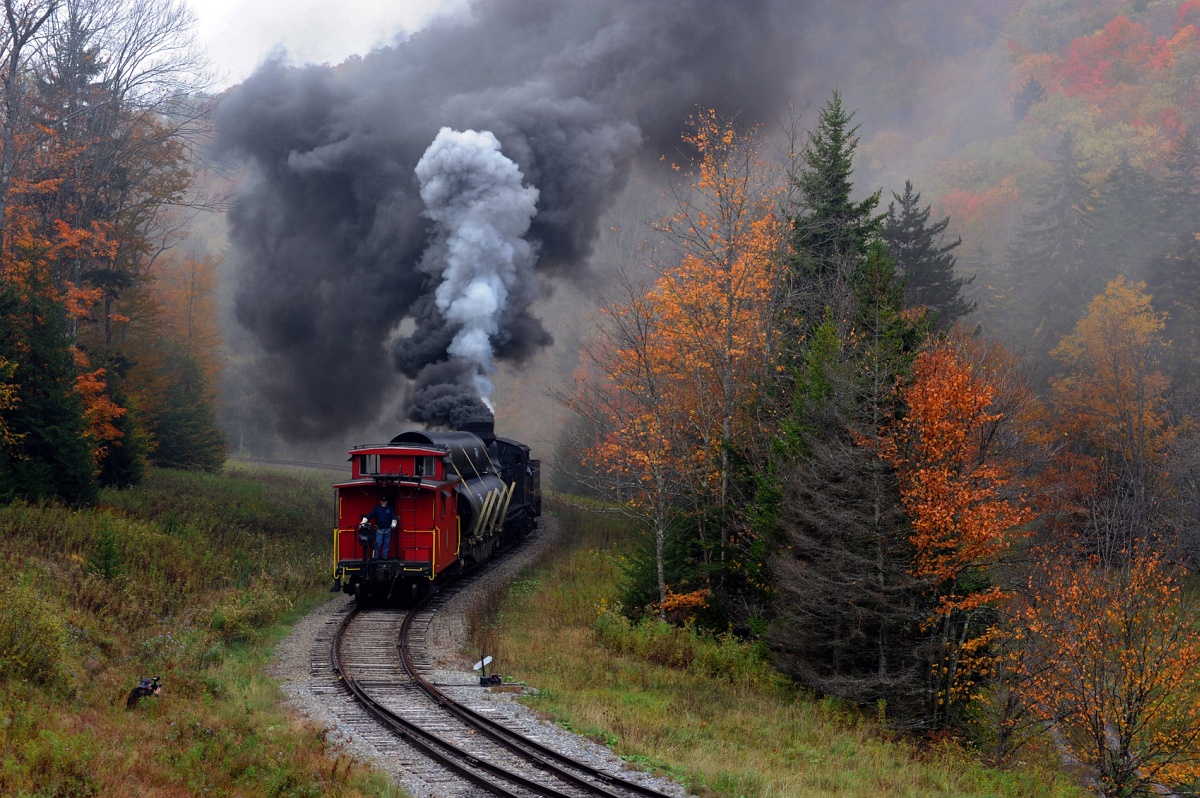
(153, 250, 223, 381)
(648, 108, 783, 574)
(120, 248, 226, 471)
(1046, 275, 1172, 562)
(9, 166, 132, 473)
(879, 332, 1035, 724)
(562, 111, 782, 615)
(564, 270, 699, 610)
(1021, 552, 1200, 795)
(72, 348, 126, 469)
(0, 355, 21, 451)
(1050, 276, 1170, 476)
(0, 0, 212, 496)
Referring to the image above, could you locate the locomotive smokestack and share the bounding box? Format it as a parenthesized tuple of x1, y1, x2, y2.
(462, 416, 497, 445)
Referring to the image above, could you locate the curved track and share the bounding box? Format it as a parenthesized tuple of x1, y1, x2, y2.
(332, 591, 679, 797)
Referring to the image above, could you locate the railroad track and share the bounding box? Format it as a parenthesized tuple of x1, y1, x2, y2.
(328, 562, 681, 797)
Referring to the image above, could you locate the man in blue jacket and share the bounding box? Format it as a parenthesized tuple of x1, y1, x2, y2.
(364, 495, 397, 560)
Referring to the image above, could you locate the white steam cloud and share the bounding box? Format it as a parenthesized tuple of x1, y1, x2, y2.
(415, 128, 540, 408)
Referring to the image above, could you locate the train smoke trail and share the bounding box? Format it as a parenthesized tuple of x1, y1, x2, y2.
(412, 127, 540, 418)
(216, 0, 807, 437)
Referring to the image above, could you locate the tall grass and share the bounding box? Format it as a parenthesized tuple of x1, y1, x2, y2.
(0, 465, 404, 797)
(475, 495, 1082, 798)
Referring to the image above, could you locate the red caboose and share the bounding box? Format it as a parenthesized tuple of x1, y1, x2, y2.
(331, 425, 539, 605)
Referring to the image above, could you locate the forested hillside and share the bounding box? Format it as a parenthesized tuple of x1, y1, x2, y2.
(560, 44, 1200, 794)
(924, 1, 1200, 376)
(0, 0, 225, 506)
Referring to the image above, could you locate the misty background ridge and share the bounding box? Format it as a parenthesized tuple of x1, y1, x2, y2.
(210, 0, 1200, 466)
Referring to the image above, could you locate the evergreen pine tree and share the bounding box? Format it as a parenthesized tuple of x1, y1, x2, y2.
(770, 385, 923, 711)
(1007, 134, 1099, 360)
(96, 367, 148, 488)
(770, 242, 929, 726)
(1092, 154, 1164, 282)
(1162, 132, 1200, 249)
(756, 91, 887, 525)
(1011, 75, 1045, 122)
(960, 239, 1001, 331)
(1151, 134, 1200, 403)
(787, 90, 883, 283)
(764, 97, 934, 722)
(0, 282, 98, 506)
(883, 180, 974, 330)
(150, 345, 225, 472)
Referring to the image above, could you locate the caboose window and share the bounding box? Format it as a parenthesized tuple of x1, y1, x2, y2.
(415, 455, 436, 477)
(359, 454, 380, 475)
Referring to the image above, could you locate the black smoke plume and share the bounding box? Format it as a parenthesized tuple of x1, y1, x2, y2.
(217, 0, 804, 438)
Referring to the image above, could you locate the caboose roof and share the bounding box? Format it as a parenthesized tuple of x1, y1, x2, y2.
(348, 442, 448, 457)
(333, 476, 455, 490)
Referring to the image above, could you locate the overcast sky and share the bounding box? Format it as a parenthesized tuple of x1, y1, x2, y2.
(188, 0, 464, 89)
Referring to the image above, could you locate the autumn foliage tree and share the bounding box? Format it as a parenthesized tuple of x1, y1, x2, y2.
(1021, 552, 1200, 795)
(563, 110, 781, 617)
(650, 108, 782, 577)
(0, 0, 217, 500)
(565, 272, 697, 611)
(1045, 276, 1172, 562)
(882, 338, 1033, 609)
(879, 334, 1034, 726)
(1050, 277, 1170, 475)
(123, 249, 224, 471)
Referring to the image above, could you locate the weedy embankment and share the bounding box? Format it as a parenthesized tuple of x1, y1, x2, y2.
(0, 466, 403, 797)
(469, 496, 1082, 798)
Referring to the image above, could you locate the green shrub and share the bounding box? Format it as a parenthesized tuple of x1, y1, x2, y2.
(161, 508, 182, 536)
(209, 582, 292, 644)
(0, 580, 74, 693)
(594, 604, 786, 689)
(85, 517, 123, 579)
(691, 633, 785, 689)
(594, 605, 695, 669)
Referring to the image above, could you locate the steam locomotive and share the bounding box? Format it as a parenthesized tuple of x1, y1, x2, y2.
(330, 419, 541, 605)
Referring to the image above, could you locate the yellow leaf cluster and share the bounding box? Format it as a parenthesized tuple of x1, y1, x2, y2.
(1049, 276, 1171, 466)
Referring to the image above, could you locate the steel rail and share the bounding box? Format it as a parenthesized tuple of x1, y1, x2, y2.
(332, 519, 675, 798)
(335, 604, 589, 798)
(398, 603, 677, 798)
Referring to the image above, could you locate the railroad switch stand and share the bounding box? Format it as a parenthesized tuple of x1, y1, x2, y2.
(473, 654, 503, 686)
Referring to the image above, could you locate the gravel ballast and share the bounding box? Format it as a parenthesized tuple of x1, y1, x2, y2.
(267, 517, 690, 798)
